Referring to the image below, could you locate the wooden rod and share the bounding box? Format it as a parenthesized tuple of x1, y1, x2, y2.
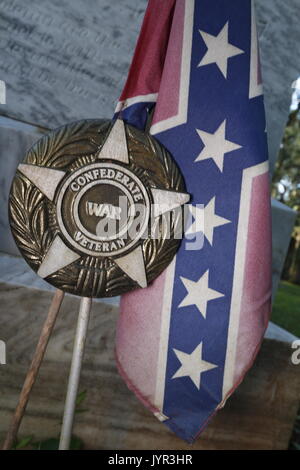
(2, 289, 65, 450)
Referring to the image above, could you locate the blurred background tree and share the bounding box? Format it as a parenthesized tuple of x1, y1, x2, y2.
(272, 104, 300, 284)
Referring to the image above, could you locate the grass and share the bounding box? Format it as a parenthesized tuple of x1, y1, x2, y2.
(271, 281, 300, 337)
(272, 281, 300, 451)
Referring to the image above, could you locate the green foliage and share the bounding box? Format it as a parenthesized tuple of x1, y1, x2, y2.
(75, 389, 89, 413)
(272, 106, 300, 225)
(273, 282, 300, 451)
(32, 435, 83, 450)
(13, 389, 88, 450)
(13, 435, 34, 449)
(289, 414, 300, 450)
(271, 281, 300, 337)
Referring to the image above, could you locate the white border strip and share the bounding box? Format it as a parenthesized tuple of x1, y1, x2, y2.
(222, 161, 268, 398)
(150, 0, 195, 135)
(249, 0, 263, 99)
(0, 80, 6, 104)
(115, 93, 158, 113)
(153, 256, 177, 412)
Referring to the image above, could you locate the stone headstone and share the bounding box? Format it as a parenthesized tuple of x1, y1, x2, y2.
(265, 321, 298, 343)
(0, 0, 147, 129)
(0, 0, 298, 306)
(271, 198, 297, 295)
(255, 0, 299, 297)
(0, 0, 299, 171)
(0, 120, 43, 254)
(255, 0, 300, 173)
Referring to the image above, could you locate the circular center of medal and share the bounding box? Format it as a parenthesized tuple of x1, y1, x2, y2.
(56, 162, 150, 256)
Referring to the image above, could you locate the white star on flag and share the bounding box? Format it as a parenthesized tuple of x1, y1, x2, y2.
(198, 22, 244, 78)
(186, 197, 231, 245)
(195, 120, 242, 171)
(179, 270, 224, 318)
(172, 342, 218, 389)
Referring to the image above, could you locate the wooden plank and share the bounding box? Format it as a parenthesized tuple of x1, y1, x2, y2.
(0, 283, 299, 449)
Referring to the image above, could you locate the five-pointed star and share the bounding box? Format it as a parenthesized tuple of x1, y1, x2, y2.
(186, 197, 231, 245)
(195, 120, 242, 171)
(172, 342, 218, 389)
(179, 270, 224, 318)
(198, 22, 244, 78)
(17, 119, 189, 288)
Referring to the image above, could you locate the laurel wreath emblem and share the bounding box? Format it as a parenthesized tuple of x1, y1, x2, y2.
(9, 120, 186, 297)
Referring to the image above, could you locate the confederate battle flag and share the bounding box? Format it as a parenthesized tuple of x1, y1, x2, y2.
(115, 0, 271, 442)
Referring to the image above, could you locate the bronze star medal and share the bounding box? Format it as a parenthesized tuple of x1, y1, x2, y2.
(9, 119, 189, 297)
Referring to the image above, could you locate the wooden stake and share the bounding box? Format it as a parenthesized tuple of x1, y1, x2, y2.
(2, 289, 65, 450)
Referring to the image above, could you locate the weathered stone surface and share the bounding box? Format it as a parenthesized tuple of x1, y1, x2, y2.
(265, 321, 298, 343)
(0, 0, 299, 171)
(255, 0, 300, 172)
(271, 198, 297, 296)
(0, 253, 119, 305)
(0, 121, 43, 255)
(0, 0, 147, 129)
